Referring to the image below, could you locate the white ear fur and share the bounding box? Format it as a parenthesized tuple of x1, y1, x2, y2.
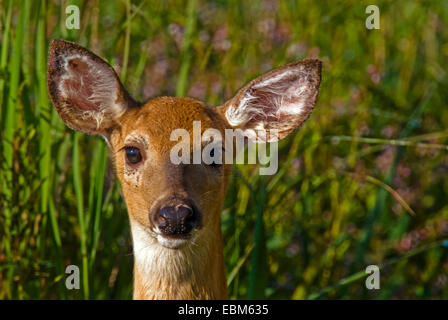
(222, 59, 322, 142)
(48, 40, 138, 135)
(58, 53, 125, 129)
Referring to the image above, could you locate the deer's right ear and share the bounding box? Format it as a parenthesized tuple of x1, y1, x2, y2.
(47, 39, 137, 135)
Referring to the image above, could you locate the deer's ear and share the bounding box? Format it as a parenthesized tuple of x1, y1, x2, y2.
(47, 39, 137, 135)
(218, 59, 322, 142)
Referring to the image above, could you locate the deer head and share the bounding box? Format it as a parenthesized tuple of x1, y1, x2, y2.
(47, 39, 321, 299)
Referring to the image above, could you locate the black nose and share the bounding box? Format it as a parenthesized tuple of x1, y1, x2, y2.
(156, 205, 197, 237)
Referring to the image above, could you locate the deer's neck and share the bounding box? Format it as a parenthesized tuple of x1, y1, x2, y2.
(131, 222, 227, 300)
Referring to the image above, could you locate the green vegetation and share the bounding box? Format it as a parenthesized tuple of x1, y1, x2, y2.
(0, 0, 447, 299)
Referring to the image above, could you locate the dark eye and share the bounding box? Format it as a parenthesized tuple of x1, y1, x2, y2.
(208, 148, 223, 168)
(125, 147, 142, 164)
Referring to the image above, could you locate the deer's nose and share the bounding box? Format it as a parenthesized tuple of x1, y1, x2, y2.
(156, 204, 197, 237)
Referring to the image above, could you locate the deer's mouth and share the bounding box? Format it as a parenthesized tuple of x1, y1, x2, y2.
(150, 226, 200, 249)
(156, 233, 193, 249)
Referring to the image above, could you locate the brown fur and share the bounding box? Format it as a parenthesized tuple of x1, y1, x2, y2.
(112, 98, 231, 299)
(47, 39, 321, 300)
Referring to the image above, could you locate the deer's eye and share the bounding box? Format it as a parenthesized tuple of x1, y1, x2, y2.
(207, 148, 223, 168)
(125, 147, 142, 164)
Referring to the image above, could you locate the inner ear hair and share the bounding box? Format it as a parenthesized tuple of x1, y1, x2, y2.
(47, 39, 139, 135)
(219, 59, 322, 142)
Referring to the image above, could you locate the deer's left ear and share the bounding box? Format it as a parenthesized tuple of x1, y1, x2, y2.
(218, 59, 322, 142)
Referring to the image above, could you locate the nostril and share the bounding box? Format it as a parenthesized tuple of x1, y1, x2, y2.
(177, 205, 193, 218)
(159, 207, 171, 220)
(157, 204, 197, 236)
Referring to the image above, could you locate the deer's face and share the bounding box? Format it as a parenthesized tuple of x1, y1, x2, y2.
(47, 40, 321, 250)
(109, 98, 232, 248)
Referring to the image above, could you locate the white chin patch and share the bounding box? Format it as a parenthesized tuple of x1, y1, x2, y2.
(157, 235, 190, 249)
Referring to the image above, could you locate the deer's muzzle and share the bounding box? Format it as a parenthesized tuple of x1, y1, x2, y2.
(151, 199, 199, 238)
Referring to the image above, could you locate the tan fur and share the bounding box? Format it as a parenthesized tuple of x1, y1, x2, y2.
(47, 40, 321, 300)
(112, 97, 230, 299)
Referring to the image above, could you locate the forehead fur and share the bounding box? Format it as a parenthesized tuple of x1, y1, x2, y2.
(115, 96, 227, 153)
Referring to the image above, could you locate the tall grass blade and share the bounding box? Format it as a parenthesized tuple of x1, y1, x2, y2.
(72, 132, 89, 299)
(175, 0, 196, 97)
(247, 176, 268, 299)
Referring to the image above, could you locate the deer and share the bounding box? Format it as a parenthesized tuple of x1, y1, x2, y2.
(47, 39, 321, 300)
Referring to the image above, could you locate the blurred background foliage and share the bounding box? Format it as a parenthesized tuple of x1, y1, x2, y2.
(0, 0, 447, 299)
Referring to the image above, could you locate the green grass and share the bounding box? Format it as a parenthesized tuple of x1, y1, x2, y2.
(0, 0, 447, 299)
